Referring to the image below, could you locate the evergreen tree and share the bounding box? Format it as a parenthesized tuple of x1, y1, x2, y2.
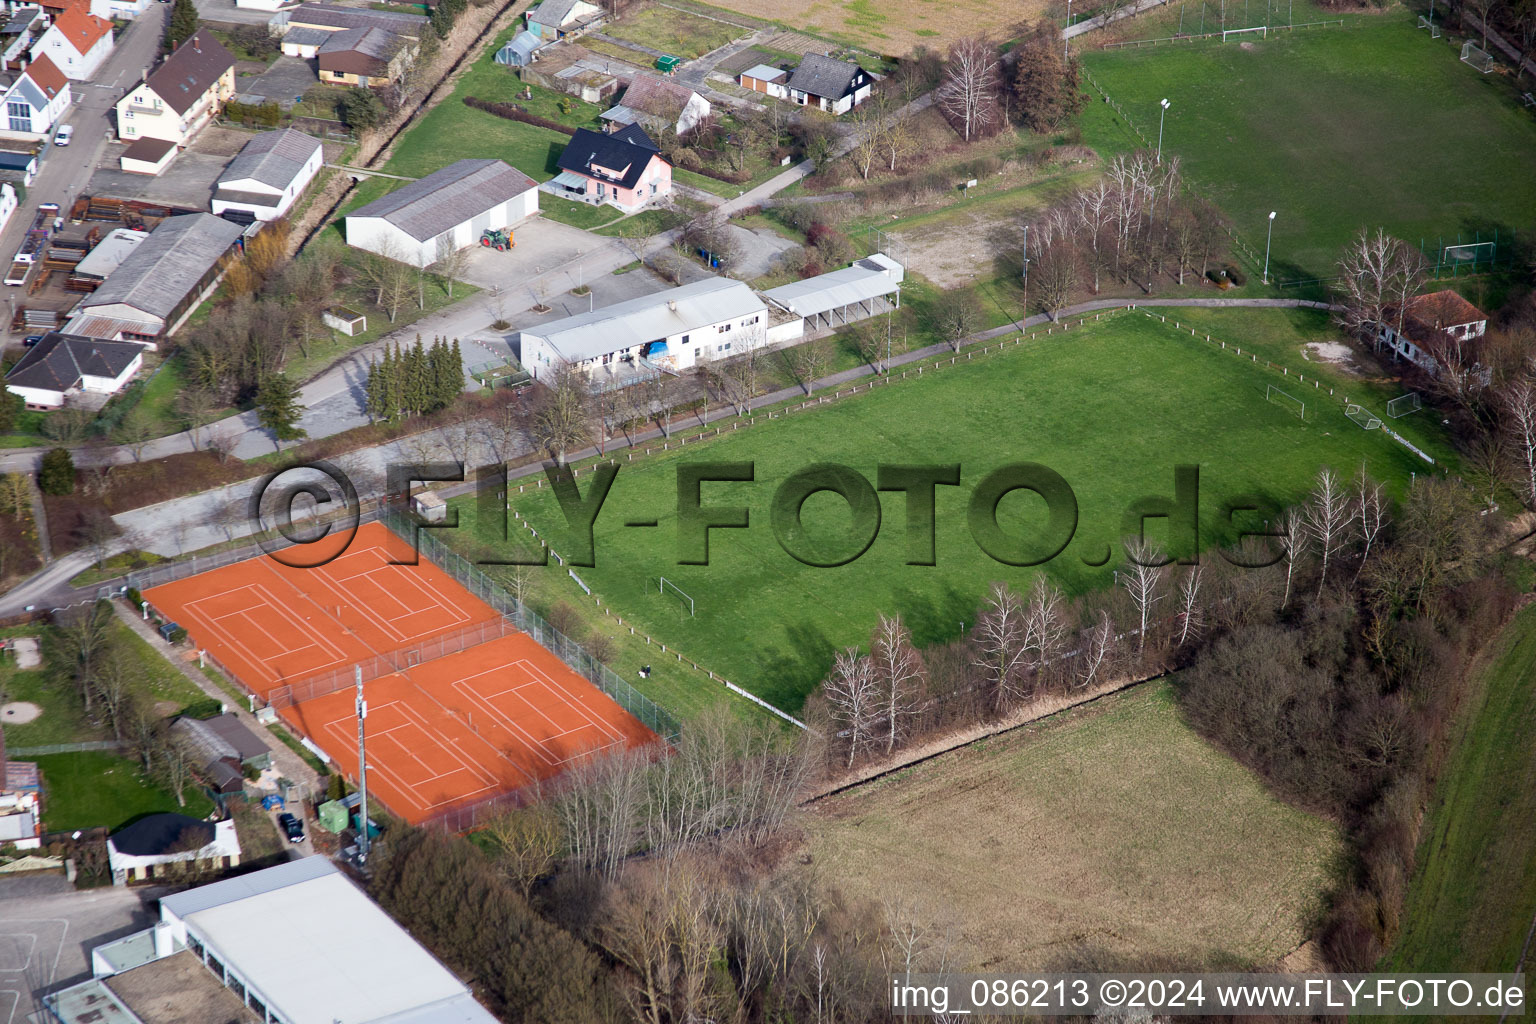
(256, 373, 307, 449)
(388, 342, 405, 418)
(449, 338, 464, 402)
(0, 387, 20, 433)
(365, 356, 386, 422)
(165, 0, 200, 50)
(406, 336, 428, 414)
(38, 447, 74, 496)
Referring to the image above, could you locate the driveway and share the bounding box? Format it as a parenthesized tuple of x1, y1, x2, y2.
(235, 56, 320, 109)
(86, 150, 230, 210)
(458, 216, 620, 294)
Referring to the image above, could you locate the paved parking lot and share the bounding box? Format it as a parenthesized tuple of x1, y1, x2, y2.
(86, 149, 231, 210)
(0, 878, 164, 1024)
(458, 216, 623, 294)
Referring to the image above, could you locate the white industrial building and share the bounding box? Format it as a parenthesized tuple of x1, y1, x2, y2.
(518, 277, 804, 383)
(212, 128, 323, 222)
(345, 158, 539, 268)
(47, 857, 500, 1024)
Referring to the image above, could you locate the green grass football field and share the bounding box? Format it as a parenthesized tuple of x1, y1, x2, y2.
(453, 311, 1449, 714)
(1080, 19, 1536, 278)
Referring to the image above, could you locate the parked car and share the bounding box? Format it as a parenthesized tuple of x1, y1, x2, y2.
(277, 812, 305, 843)
(53, 124, 72, 146)
(22, 335, 42, 347)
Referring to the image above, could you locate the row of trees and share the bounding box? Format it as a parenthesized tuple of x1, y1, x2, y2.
(935, 24, 1084, 143)
(364, 336, 465, 423)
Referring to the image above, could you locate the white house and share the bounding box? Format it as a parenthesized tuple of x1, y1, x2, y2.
(519, 278, 775, 382)
(32, 6, 112, 81)
(212, 127, 323, 222)
(601, 72, 710, 136)
(105, 813, 241, 885)
(3, 332, 144, 409)
(114, 28, 235, 151)
(784, 53, 872, 114)
(1377, 289, 1489, 374)
(0, 53, 69, 140)
(345, 158, 539, 268)
(1, 7, 46, 69)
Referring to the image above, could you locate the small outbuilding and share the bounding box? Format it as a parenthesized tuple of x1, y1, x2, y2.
(106, 813, 241, 885)
(212, 127, 323, 223)
(323, 306, 366, 335)
(494, 29, 541, 66)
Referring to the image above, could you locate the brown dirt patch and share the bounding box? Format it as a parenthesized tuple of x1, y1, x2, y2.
(802, 683, 1341, 969)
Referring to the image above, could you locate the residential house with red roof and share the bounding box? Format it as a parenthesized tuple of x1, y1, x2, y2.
(33, 5, 112, 80)
(0, 51, 69, 140)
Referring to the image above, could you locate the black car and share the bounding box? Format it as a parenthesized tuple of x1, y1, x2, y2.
(22, 335, 42, 347)
(277, 812, 305, 844)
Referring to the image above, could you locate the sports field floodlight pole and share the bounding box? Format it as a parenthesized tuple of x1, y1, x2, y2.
(1157, 99, 1170, 163)
(1065, 0, 1072, 59)
(1263, 210, 1277, 284)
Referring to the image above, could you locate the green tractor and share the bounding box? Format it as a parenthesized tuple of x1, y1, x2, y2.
(479, 228, 514, 251)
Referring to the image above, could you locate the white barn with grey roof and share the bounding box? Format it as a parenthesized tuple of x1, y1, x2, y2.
(519, 277, 774, 379)
(344, 158, 539, 267)
(74, 213, 245, 337)
(212, 128, 323, 222)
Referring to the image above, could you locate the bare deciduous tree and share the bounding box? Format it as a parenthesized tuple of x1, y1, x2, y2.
(871, 613, 923, 753)
(1307, 467, 1353, 596)
(1175, 564, 1204, 648)
(823, 648, 879, 768)
(531, 364, 592, 466)
(432, 235, 473, 299)
(936, 36, 1001, 142)
(1078, 609, 1117, 689)
(1119, 538, 1165, 656)
(1278, 507, 1308, 610)
(1502, 374, 1536, 509)
(972, 581, 1027, 711)
(481, 802, 562, 898)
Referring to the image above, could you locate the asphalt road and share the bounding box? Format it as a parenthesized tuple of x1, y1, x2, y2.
(0, 5, 168, 338)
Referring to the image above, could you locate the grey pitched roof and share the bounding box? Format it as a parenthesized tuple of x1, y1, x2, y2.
(282, 25, 332, 47)
(289, 2, 426, 36)
(346, 159, 537, 242)
(616, 72, 697, 119)
(319, 25, 396, 59)
(147, 29, 234, 115)
(109, 813, 214, 856)
(81, 213, 245, 321)
(174, 713, 269, 764)
(215, 187, 282, 207)
(4, 332, 141, 391)
(528, 0, 581, 27)
(219, 128, 321, 192)
(787, 52, 861, 99)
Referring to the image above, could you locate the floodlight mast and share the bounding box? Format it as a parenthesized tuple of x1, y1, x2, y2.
(1157, 98, 1170, 163)
(1065, 0, 1072, 58)
(1263, 210, 1277, 284)
(356, 666, 369, 864)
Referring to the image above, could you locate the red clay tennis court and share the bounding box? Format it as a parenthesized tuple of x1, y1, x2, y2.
(145, 522, 657, 824)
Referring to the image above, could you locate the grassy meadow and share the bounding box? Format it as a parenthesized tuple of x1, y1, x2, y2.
(453, 311, 1447, 714)
(1080, 19, 1536, 277)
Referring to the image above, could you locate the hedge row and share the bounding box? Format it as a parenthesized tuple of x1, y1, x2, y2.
(463, 96, 576, 136)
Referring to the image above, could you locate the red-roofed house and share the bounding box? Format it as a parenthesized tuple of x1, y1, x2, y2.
(0, 52, 71, 139)
(37, 0, 115, 24)
(1378, 289, 1490, 375)
(34, 6, 113, 80)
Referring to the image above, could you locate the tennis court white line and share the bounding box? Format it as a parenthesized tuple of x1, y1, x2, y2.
(309, 547, 473, 645)
(450, 659, 629, 768)
(184, 582, 350, 681)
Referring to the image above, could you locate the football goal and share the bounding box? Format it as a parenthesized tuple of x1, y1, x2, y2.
(1461, 40, 1495, 72)
(1223, 24, 1268, 41)
(1346, 403, 1382, 430)
(1442, 240, 1496, 268)
(1266, 384, 1306, 420)
(1417, 14, 1440, 36)
(1387, 392, 1422, 418)
(659, 576, 695, 617)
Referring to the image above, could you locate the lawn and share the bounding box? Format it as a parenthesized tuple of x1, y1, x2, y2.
(459, 310, 1446, 713)
(1382, 605, 1536, 989)
(342, 27, 615, 231)
(1080, 19, 1536, 277)
(804, 681, 1343, 967)
(603, 5, 744, 59)
(32, 750, 215, 833)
